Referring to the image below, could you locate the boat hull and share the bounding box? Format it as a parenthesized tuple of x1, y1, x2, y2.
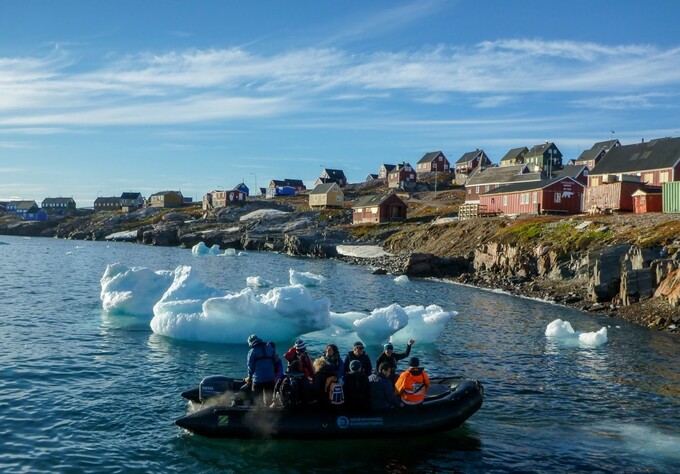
(176, 379, 483, 439)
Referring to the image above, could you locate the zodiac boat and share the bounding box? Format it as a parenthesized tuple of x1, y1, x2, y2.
(176, 376, 483, 439)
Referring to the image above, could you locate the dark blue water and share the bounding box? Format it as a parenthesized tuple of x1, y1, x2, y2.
(1, 235, 679, 473)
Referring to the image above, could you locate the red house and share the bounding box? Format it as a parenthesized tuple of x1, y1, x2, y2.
(352, 192, 407, 224)
(632, 187, 662, 213)
(416, 151, 450, 173)
(480, 176, 585, 215)
(455, 149, 492, 184)
(388, 162, 416, 190)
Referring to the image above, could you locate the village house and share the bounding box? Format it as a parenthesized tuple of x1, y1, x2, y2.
(499, 147, 528, 167)
(352, 192, 407, 224)
(94, 196, 122, 212)
(148, 191, 184, 208)
(416, 151, 450, 173)
(41, 197, 76, 213)
(269, 179, 306, 191)
(203, 189, 247, 210)
(316, 168, 347, 187)
(479, 176, 585, 216)
(309, 182, 344, 209)
(387, 162, 416, 190)
(585, 137, 680, 212)
(9, 200, 41, 219)
(233, 182, 249, 196)
(120, 192, 144, 209)
(454, 150, 492, 184)
(365, 173, 379, 181)
(377, 164, 396, 179)
(573, 139, 620, 170)
(632, 187, 663, 214)
(464, 164, 541, 203)
(524, 142, 563, 175)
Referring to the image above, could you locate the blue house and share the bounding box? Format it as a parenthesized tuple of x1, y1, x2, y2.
(233, 182, 249, 196)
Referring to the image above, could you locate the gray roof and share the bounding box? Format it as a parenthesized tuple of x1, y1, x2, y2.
(13, 200, 38, 210)
(525, 142, 555, 159)
(284, 179, 305, 187)
(322, 168, 346, 180)
(120, 192, 142, 200)
(417, 151, 445, 164)
(553, 164, 587, 180)
(575, 147, 603, 163)
(352, 191, 403, 208)
(42, 197, 75, 204)
(94, 196, 122, 204)
(590, 137, 680, 175)
(381, 164, 396, 172)
(482, 176, 583, 196)
(465, 164, 539, 186)
(500, 147, 528, 163)
(310, 182, 340, 195)
(456, 150, 483, 164)
(592, 139, 619, 151)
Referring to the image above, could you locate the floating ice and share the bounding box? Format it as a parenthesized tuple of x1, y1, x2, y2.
(150, 267, 330, 343)
(100, 263, 173, 317)
(394, 275, 410, 284)
(247, 276, 272, 288)
(336, 245, 391, 258)
(390, 305, 456, 345)
(289, 269, 326, 286)
(545, 319, 608, 347)
(191, 242, 221, 255)
(220, 248, 238, 256)
(353, 304, 409, 343)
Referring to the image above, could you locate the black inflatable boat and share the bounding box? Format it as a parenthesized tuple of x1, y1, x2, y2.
(176, 376, 483, 439)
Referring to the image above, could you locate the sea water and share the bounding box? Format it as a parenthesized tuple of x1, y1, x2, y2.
(1, 235, 679, 473)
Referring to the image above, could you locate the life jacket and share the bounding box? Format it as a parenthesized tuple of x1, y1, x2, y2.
(396, 368, 429, 405)
(325, 375, 345, 405)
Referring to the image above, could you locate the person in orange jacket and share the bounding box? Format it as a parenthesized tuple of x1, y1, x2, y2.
(395, 357, 430, 405)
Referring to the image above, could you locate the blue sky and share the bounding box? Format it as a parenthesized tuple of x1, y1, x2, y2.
(2, 0, 680, 206)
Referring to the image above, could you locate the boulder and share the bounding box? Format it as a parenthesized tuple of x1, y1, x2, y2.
(587, 244, 631, 302)
(654, 268, 680, 307)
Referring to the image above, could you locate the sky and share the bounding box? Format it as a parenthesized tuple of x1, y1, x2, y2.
(1, 0, 680, 206)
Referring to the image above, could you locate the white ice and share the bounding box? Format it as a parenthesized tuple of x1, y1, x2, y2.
(220, 248, 238, 256)
(239, 209, 289, 221)
(289, 269, 326, 286)
(101, 264, 454, 346)
(191, 242, 222, 255)
(336, 245, 391, 258)
(246, 276, 272, 287)
(104, 230, 138, 241)
(394, 275, 410, 284)
(545, 319, 608, 347)
(150, 266, 330, 343)
(100, 263, 173, 317)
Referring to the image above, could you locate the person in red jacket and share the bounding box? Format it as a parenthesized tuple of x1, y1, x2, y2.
(395, 357, 430, 405)
(283, 339, 314, 380)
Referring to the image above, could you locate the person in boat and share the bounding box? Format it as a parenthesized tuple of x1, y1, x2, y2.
(343, 359, 370, 410)
(322, 343, 344, 381)
(369, 362, 402, 410)
(268, 341, 284, 383)
(395, 357, 430, 405)
(283, 339, 315, 380)
(375, 339, 415, 384)
(343, 341, 372, 376)
(273, 359, 313, 408)
(246, 334, 280, 406)
(312, 356, 338, 405)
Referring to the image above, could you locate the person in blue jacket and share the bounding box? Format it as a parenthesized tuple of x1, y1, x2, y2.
(246, 334, 279, 406)
(369, 362, 402, 410)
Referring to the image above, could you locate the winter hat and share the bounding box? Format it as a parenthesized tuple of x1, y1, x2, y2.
(247, 334, 261, 347)
(349, 360, 362, 372)
(294, 339, 306, 351)
(384, 343, 394, 350)
(353, 341, 364, 349)
(408, 357, 420, 368)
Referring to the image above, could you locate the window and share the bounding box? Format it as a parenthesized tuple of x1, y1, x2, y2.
(476, 186, 480, 194)
(520, 193, 529, 204)
(660, 171, 670, 183)
(554, 193, 561, 203)
(438, 156, 442, 161)
(503, 196, 508, 206)
(533, 192, 538, 204)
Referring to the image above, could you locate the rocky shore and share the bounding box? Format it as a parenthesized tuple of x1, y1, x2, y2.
(2, 197, 679, 335)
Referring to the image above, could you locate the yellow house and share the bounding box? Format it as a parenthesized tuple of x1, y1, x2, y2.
(309, 182, 344, 209)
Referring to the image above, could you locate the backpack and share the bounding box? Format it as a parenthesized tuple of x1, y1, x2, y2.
(325, 376, 345, 405)
(280, 374, 307, 407)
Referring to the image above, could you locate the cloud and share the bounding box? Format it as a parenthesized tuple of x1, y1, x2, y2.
(569, 93, 675, 110)
(0, 39, 679, 128)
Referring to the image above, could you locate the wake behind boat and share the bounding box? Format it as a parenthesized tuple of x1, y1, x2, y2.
(176, 376, 483, 439)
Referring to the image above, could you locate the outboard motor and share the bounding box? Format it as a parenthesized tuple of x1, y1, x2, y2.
(198, 376, 237, 402)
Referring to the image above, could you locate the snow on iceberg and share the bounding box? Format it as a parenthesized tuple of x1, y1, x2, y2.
(289, 269, 326, 286)
(390, 305, 456, 345)
(100, 263, 173, 317)
(150, 266, 330, 343)
(545, 319, 608, 347)
(246, 276, 272, 288)
(353, 304, 409, 344)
